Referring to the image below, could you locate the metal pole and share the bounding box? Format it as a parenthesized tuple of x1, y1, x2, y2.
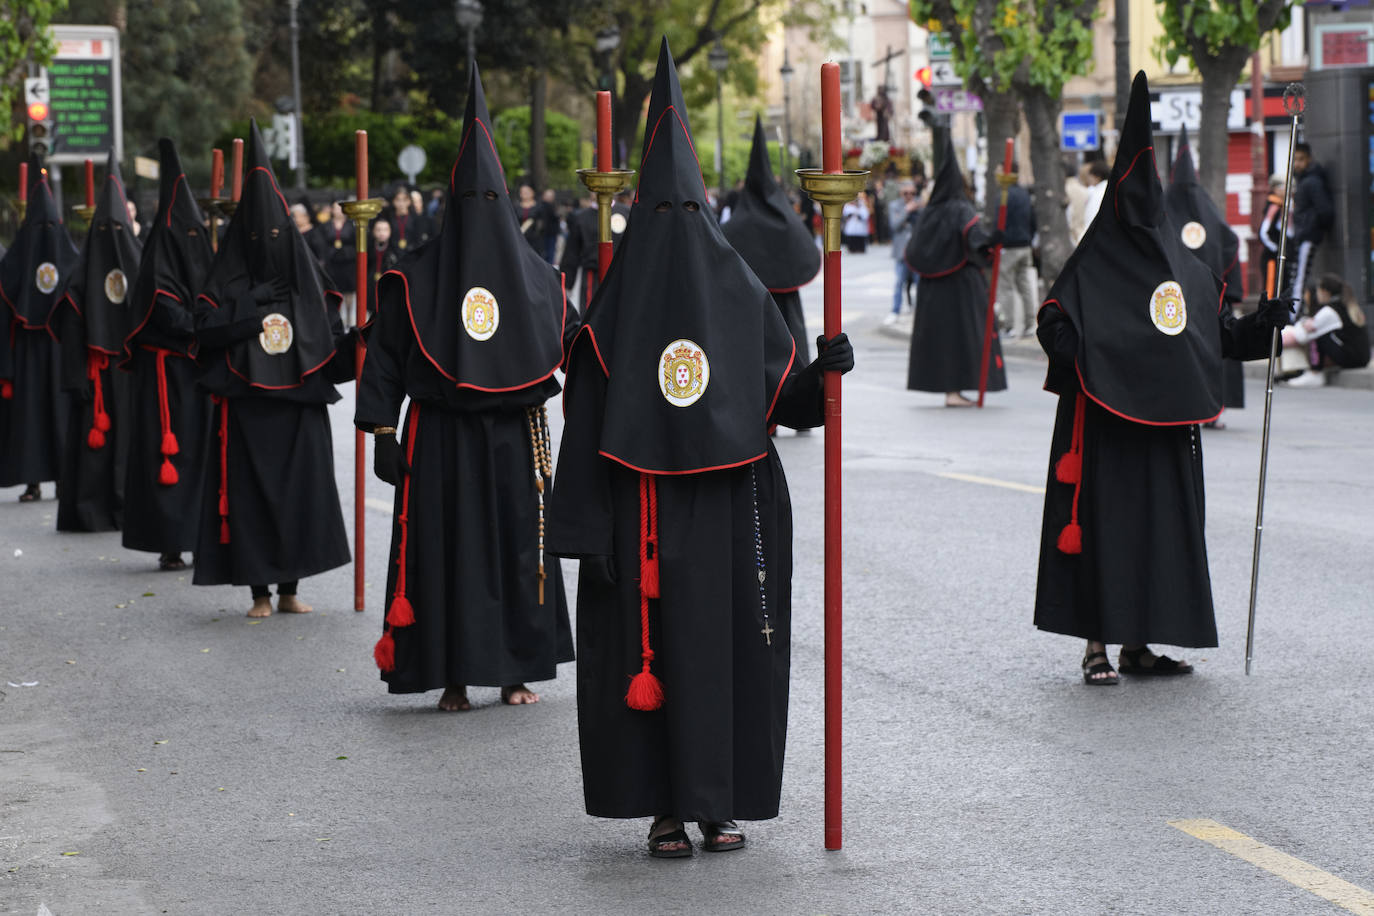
(1244, 83, 1306, 676)
(289, 0, 306, 189)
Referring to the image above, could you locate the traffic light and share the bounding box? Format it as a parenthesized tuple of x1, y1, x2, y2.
(26, 101, 54, 160)
(915, 66, 933, 89)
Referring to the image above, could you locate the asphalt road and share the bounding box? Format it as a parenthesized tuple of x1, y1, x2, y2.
(3, 245, 1372, 915)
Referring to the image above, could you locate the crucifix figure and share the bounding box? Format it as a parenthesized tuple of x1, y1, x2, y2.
(870, 45, 905, 143)
(761, 621, 775, 646)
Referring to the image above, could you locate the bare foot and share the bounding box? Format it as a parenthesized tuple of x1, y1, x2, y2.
(945, 392, 976, 408)
(438, 686, 471, 712)
(277, 596, 313, 614)
(247, 597, 273, 618)
(501, 684, 539, 705)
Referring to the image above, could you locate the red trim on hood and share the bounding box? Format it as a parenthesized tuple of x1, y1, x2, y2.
(598, 448, 769, 477)
(634, 106, 708, 204)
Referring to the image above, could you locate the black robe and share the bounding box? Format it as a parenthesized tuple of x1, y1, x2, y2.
(0, 164, 76, 486)
(546, 39, 816, 823)
(192, 120, 354, 587)
(356, 62, 574, 692)
(120, 139, 214, 554)
(905, 135, 1005, 394)
(49, 153, 142, 531)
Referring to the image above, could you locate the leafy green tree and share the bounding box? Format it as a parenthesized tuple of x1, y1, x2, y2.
(1155, 0, 1297, 210)
(913, 0, 1096, 285)
(59, 0, 253, 186)
(1, 0, 65, 146)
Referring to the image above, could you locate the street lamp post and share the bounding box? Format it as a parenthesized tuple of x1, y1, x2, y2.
(709, 37, 729, 204)
(455, 0, 483, 63)
(780, 49, 794, 186)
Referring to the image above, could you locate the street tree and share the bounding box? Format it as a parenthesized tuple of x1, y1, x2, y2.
(1, 0, 64, 145)
(910, 0, 1096, 286)
(1155, 0, 1298, 211)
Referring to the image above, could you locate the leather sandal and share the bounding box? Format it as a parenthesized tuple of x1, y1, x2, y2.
(1118, 646, 1192, 676)
(700, 820, 747, 852)
(1081, 651, 1119, 686)
(18, 485, 39, 503)
(648, 817, 693, 859)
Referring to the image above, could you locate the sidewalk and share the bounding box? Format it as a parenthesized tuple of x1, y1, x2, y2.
(876, 314, 1374, 391)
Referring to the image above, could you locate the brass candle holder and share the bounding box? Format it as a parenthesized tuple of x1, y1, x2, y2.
(576, 168, 636, 245)
(340, 198, 385, 254)
(218, 200, 238, 220)
(17, 201, 26, 223)
(72, 204, 97, 227)
(796, 169, 869, 253)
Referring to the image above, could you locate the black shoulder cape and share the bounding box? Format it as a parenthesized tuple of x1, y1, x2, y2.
(198, 120, 338, 391)
(124, 138, 213, 363)
(375, 62, 565, 393)
(721, 116, 820, 292)
(1165, 126, 1243, 303)
(572, 38, 795, 474)
(1041, 72, 1223, 425)
(905, 132, 978, 277)
(0, 157, 78, 330)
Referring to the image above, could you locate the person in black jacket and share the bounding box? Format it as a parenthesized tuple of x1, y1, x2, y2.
(997, 161, 1039, 338)
(1290, 143, 1334, 306)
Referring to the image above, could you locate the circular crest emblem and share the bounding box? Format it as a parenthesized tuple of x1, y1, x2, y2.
(1149, 281, 1188, 336)
(659, 338, 710, 408)
(610, 212, 628, 235)
(35, 262, 59, 295)
(103, 269, 127, 304)
(259, 312, 294, 355)
(462, 287, 499, 342)
(1180, 221, 1207, 250)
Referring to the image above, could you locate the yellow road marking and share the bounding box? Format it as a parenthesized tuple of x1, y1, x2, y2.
(934, 471, 1045, 495)
(1170, 819, 1374, 915)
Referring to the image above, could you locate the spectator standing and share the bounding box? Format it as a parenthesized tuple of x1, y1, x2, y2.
(1290, 143, 1333, 303)
(1064, 161, 1089, 245)
(841, 192, 870, 253)
(997, 162, 1038, 338)
(886, 180, 920, 324)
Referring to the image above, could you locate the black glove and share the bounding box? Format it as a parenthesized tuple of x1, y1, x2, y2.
(249, 277, 290, 306)
(373, 432, 409, 487)
(984, 228, 1006, 249)
(811, 332, 855, 375)
(1256, 290, 1296, 330)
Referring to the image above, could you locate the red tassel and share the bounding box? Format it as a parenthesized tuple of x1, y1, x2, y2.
(95, 410, 111, 432)
(159, 459, 178, 487)
(161, 430, 179, 456)
(386, 595, 415, 627)
(219, 519, 230, 544)
(218, 493, 229, 516)
(1054, 452, 1081, 484)
(373, 630, 396, 672)
(1057, 522, 1083, 555)
(641, 553, 659, 599)
(625, 669, 664, 711)
(87, 427, 106, 450)
(0, 380, 11, 400)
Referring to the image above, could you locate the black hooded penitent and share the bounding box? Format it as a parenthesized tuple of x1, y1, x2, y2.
(1165, 125, 1243, 303)
(55, 150, 142, 355)
(0, 157, 78, 331)
(722, 116, 819, 293)
(574, 41, 795, 474)
(198, 119, 338, 391)
(376, 61, 565, 393)
(1041, 71, 1223, 425)
(905, 130, 976, 277)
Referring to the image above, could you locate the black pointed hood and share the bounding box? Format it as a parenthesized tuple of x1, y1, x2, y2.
(1040, 71, 1224, 425)
(1165, 125, 1243, 303)
(199, 119, 338, 392)
(377, 61, 565, 392)
(0, 160, 78, 329)
(721, 116, 820, 291)
(572, 37, 796, 474)
(123, 138, 214, 363)
(905, 130, 978, 276)
(53, 149, 143, 353)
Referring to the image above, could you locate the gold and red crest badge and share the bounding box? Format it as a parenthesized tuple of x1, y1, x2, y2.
(1180, 221, 1207, 250)
(1149, 280, 1187, 336)
(103, 269, 127, 304)
(259, 312, 294, 355)
(462, 286, 500, 342)
(659, 338, 710, 407)
(35, 262, 59, 295)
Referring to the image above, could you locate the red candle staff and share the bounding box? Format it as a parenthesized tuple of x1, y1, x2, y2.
(17, 162, 27, 222)
(210, 148, 224, 200)
(340, 130, 386, 613)
(206, 148, 225, 253)
(84, 158, 95, 209)
(230, 138, 244, 203)
(796, 61, 868, 851)
(977, 138, 1016, 407)
(577, 92, 635, 293)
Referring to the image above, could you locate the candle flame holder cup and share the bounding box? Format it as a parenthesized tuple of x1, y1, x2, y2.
(577, 168, 636, 246)
(796, 169, 869, 253)
(340, 199, 386, 254)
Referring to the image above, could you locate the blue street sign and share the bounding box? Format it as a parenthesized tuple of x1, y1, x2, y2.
(1060, 111, 1100, 152)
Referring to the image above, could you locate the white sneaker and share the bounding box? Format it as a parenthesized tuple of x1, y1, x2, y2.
(882, 312, 899, 326)
(1284, 370, 1326, 388)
